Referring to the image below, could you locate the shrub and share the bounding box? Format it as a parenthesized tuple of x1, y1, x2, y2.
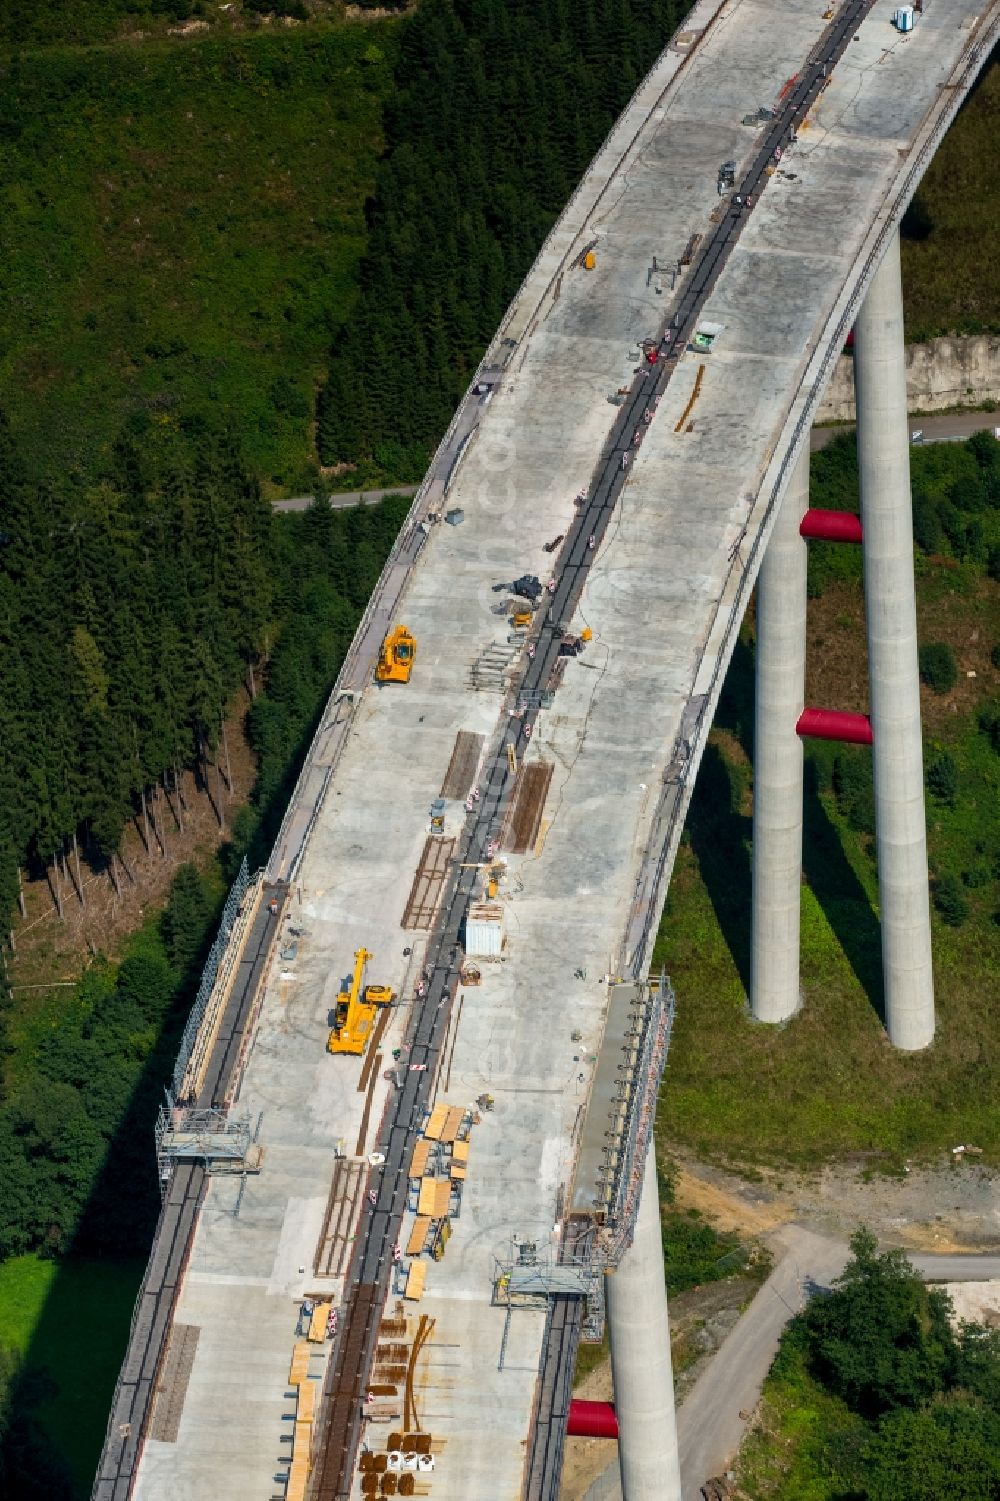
(919, 642, 957, 694)
(926, 752, 958, 806)
(980, 701, 1000, 753)
(934, 872, 969, 926)
(833, 751, 876, 835)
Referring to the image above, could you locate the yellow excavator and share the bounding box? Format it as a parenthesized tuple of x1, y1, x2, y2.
(376, 625, 416, 684)
(327, 949, 396, 1056)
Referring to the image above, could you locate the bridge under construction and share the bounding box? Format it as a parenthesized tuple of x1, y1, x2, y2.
(95, 0, 1000, 1498)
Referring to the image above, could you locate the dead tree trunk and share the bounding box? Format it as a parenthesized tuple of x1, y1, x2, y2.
(220, 721, 233, 796)
(108, 851, 121, 898)
(162, 774, 182, 833)
(117, 846, 137, 886)
(71, 830, 86, 908)
(138, 786, 152, 855)
(16, 867, 26, 920)
(247, 659, 256, 700)
(48, 856, 64, 919)
(175, 761, 189, 813)
(149, 786, 167, 857)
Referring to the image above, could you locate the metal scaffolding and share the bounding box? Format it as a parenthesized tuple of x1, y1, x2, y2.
(495, 973, 675, 1343)
(155, 1098, 262, 1210)
(171, 857, 252, 1099)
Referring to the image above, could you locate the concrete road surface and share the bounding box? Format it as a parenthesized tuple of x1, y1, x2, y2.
(582, 1230, 1000, 1501)
(811, 409, 999, 451)
(270, 484, 419, 513)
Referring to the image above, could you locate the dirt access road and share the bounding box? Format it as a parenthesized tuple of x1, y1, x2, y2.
(563, 1155, 1000, 1500)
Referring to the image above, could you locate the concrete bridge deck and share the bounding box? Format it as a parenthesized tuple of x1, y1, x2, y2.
(120, 2, 999, 1499)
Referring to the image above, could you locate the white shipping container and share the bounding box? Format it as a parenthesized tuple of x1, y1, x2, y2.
(465, 902, 504, 958)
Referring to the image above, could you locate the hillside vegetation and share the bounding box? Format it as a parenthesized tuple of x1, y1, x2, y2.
(737, 1230, 1000, 1501)
(902, 52, 1000, 341)
(0, 22, 394, 491)
(656, 433, 1000, 1170)
(315, 0, 687, 476)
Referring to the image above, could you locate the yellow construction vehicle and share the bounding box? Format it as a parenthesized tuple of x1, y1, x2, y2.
(363, 983, 395, 1008)
(327, 948, 377, 1056)
(376, 625, 416, 683)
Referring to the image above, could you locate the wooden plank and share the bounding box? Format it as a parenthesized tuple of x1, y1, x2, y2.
(419, 1178, 451, 1218)
(417, 1180, 439, 1217)
(404, 1261, 427, 1301)
(307, 1304, 331, 1343)
(440, 1106, 465, 1144)
(406, 1216, 432, 1256)
(289, 1341, 311, 1386)
(410, 1139, 432, 1179)
(401, 836, 455, 930)
(452, 1139, 470, 1164)
(423, 1103, 449, 1140)
(433, 1181, 452, 1217)
(440, 730, 485, 800)
(297, 1379, 316, 1423)
(450, 1163, 467, 1181)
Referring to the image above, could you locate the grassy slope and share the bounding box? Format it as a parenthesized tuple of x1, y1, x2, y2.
(0, 1254, 145, 1494)
(654, 556, 1000, 1171)
(0, 20, 394, 493)
(901, 54, 1000, 339)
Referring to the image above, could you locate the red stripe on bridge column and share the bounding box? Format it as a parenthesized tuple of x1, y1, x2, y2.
(567, 1400, 619, 1439)
(796, 708, 873, 745)
(799, 510, 863, 543)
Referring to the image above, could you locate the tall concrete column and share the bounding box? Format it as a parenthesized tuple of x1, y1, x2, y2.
(606, 1144, 680, 1501)
(854, 228, 934, 1050)
(751, 442, 809, 1023)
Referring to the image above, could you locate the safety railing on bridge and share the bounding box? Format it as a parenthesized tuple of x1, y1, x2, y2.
(171, 857, 251, 1099)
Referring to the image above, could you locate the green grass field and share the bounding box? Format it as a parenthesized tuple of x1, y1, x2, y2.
(654, 561, 1000, 1171)
(902, 56, 1000, 339)
(0, 20, 395, 493)
(0, 1254, 145, 1495)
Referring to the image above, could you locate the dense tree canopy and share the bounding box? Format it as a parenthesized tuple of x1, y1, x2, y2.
(756, 1229, 1000, 1501)
(316, 0, 684, 472)
(0, 411, 273, 919)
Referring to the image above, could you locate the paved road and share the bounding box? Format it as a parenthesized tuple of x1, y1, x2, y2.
(811, 409, 999, 450)
(584, 1227, 1000, 1501)
(270, 484, 420, 513)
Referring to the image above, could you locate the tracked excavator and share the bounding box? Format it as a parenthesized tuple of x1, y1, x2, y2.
(375, 625, 416, 683)
(327, 948, 396, 1056)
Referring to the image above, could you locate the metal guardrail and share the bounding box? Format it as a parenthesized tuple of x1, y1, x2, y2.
(171, 857, 251, 1098)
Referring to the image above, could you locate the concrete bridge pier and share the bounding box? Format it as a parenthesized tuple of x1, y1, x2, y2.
(751, 443, 809, 1023)
(606, 1143, 681, 1500)
(854, 227, 935, 1050)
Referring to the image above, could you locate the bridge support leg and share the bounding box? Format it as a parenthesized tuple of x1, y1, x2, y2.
(855, 228, 934, 1050)
(751, 442, 809, 1023)
(606, 1144, 680, 1501)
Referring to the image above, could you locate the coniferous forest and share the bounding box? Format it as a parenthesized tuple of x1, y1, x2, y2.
(316, 0, 685, 472)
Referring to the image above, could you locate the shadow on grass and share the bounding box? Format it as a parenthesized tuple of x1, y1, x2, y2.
(686, 740, 754, 996)
(801, 760, 885, 1026)
(686, 635, 884, 1023)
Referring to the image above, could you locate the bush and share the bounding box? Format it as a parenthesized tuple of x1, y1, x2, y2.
(919, 642, 957, 694)
(991, 642, 1000, 670)
(934, 872, 969, 926)
(833, 750, 876, 835)
(980, 700, 1000, 753)
(926, 752, 958, 806)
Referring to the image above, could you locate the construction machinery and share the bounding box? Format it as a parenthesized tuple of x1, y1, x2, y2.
(376, 626, 416, 684)
(327, 949, 394, 1056)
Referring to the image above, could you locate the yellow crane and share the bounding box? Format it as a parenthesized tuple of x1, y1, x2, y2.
(376, 625, 416, 683)
(327, 948, 395, 1056)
